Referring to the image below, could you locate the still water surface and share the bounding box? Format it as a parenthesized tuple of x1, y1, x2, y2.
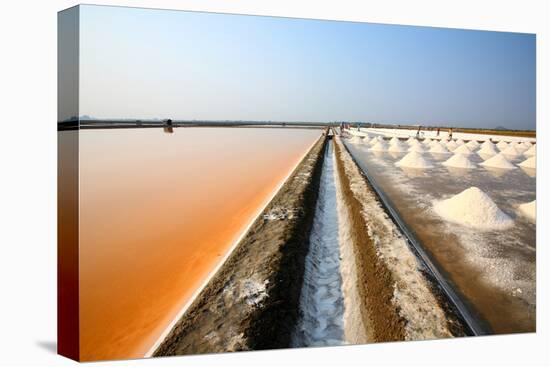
(78, 127, 321, 360)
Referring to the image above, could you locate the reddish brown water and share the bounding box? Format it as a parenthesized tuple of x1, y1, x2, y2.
(77, 127, 321, 361)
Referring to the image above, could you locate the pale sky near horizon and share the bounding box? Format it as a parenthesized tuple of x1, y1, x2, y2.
(78, 5, 536, 130)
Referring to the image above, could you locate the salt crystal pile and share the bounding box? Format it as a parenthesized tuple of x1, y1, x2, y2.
(518, 156, 536, 169)
(389, 137, 401, 145)
(501, 145, 521, 157)
(371, 141, 388, 151)
(395, 151, 433, 169)
(433, 187, 513, 230)
(480, 153, 516, 170)
(455, 139, 465, 145)
(429, 144, 450, 154)
(518, 200, 536, 222)
(363, 136, 372, 144)
(453, 144, 472, 155)
(496, 141, 509, 151)
(522, 141, 533, 148)
(480, 140, 495, 149)
(350, 135, 363, 144)
(388, 141, 407, 152)
(445, 140, 459, 151)
(466, 140, 480, 150)
(478, 144, 498, 156)
(523, 145, 536, 156)
(442, 153, 477, 169)
(409, 144, 427, 153)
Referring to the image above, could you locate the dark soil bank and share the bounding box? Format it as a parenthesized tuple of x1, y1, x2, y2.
(154, 133, 328, 356)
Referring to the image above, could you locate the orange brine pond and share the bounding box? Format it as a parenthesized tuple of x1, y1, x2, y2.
(77, 127, 321, 361)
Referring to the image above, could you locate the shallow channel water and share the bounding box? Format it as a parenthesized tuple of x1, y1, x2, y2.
(293, 141, 346, 347)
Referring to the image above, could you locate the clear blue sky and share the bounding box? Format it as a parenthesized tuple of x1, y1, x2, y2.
(79, 5, 536, 130)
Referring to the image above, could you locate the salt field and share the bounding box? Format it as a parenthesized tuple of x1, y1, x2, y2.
(77, 127, 322, 360)
(343, 128, 536, 333)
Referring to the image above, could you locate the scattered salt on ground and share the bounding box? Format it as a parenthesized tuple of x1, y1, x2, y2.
(433, 187, 513, 230)
(395, 151, 433, 169)
(518, 200, 536, 222)
(478, 144, 498, 156)
(442, 153, 477, 169)
(445, 140, 458, 151)
(371, 141, 388, 151)
(501, 145, 521, 157)
(453, 144, 472, 155)
(497, 141, 509, 150)
(480, 153, 516, 170)
(466, 140, 480, 149)
(388, 142, 407, 152)
(523, 146, 536, 156)
(429, 144, 450, 154)
(518, 156, 536, 169)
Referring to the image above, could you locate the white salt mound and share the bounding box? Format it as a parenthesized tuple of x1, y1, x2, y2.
(350, 135, 362, 144)
(445, 140, 459, 151)
(388, 142, 407, 152)
(433, 187, 513, 230)
(455, 139, 465, 145)
(429, 144, 450, 154)
(518, 156, 536, 169)
(409, 144, 427, 153)
(501, 145, 521, 157)
(518, 200, 536, 222)
(522, 141, 533, 148)
(395, 151, 433, 169)
(523, 146, 536, 157)
(442, 153, 477, 169)
(480, 153, 516, 170)
(496, 141, 509, 150)
(478, 144, 498, 156)
(389, 137, 400, 145)
(453, 144, 472, 155)
(480, 140, 494, 149)
(466, 140, 480, 149)
(371, 141, 388, 151)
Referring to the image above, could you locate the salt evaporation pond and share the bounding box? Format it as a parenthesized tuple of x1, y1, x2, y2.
(344, 135, 535, 334)
(76, 127, 322, 360)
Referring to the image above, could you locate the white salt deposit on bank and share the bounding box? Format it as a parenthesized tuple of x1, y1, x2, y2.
(429, 144, 450, 154)
(523, 146, 536, 157)
(453, 144, 472, 155)
(480, 153, 516, 170)
(433, 187, 513, 230)
(518, 200, 536, 222)
(395, 151, 433, 169)
(442, 153, 476, 169)
(518, 156, 536, 169)
(501, 145, 521, 157)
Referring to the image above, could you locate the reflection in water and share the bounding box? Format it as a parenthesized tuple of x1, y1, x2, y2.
(482, 166, 512, 178)
(163, 126, 174, 134)
(444, 166, 473, 177)
(77, 127, 320, 361)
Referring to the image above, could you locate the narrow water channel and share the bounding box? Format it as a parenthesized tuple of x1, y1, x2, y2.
(292, 141, 346, 347)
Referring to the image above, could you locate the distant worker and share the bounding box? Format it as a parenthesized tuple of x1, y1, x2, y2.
(416, 125, 421, 138)
(437, 128, 440, 137)
(448, 128, 453, 140)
